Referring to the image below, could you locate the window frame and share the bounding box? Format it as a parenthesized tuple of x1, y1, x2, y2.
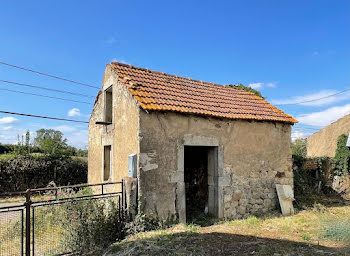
(104, 85, 113, 124)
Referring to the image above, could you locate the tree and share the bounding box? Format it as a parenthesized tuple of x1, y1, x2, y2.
(25, 130, 30, 147)
(291, 139, 307, 158)
(34, 129, 69, 155)
(227, 83, 264, 98)
(333, 134, 350, 176)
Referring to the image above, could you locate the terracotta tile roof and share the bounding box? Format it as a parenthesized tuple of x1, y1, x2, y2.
(109, 62, 297, 124)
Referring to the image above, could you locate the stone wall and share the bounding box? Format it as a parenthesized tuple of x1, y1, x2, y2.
(88, 65, 140, 185)
(307, 114, 350, 158)
(138, 111, 293, 221)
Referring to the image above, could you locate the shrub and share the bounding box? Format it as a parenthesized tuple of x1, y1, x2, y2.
(60, 198, 125, 254)
(0, 155, 87, 193)
(125, 213, 166, 236)
(333, 134, 350, 176)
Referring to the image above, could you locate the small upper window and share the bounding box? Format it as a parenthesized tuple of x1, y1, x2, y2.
(104, 86, 113, 123)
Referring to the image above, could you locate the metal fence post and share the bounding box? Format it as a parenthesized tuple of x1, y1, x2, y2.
(121, 179, 125, 212)
(25, 189, 31, 256)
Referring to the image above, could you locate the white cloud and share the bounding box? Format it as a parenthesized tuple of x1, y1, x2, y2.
(297, 103, 350, 127)
(248, 82, 277, 90)
(68, 108, 81, 117)
(291, 130, 306, 142)
(65, 130, 88, 149)
(0, 126, 12, 131)
(111, 58, 127, 64)
(54, 125, 77, 133)
(272, 89, 350, 107)
(248, 82, 263, 89)
(0, 116, 19, 125)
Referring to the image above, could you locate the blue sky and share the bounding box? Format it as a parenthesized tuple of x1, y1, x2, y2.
(0, 0, 349, 147)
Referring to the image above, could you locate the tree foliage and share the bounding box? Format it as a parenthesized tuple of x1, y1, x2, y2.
(292, 139, 307, 158)
(34, 129, 69, 155)
(333, 134, 350, 176)
(228, 83, 264, 98)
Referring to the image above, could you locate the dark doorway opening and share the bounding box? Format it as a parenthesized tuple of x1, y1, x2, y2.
(184, 146, 211, 222)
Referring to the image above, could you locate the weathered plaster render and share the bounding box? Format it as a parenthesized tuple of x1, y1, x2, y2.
(138, 111, 293, 221)
(88, 65, 140, 186)
(307, 114, 350, 158)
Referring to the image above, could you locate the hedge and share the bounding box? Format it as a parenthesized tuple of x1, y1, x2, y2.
(0, 155, 87, 193)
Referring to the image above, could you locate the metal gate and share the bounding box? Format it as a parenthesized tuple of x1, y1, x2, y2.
(0, 181, 125, 256)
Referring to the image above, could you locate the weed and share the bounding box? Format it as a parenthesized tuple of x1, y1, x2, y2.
(300, 233, 312, 241)
(312, 203, 328, 213)
(244, 216, 262, 228)
(185, 224, 200, 233)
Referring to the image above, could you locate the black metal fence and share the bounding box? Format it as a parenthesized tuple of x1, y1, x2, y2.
(0, 182, 124, 256)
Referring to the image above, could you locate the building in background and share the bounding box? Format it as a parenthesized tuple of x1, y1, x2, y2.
(307, 115, 350, 158)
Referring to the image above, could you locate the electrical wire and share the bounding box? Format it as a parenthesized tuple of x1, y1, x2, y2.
(0, 87, 93, 105)
(0, 110, 89, 123)
(0, 79, 95, 98)
(275, 88, 350, 106)
(0, 61, 99, 89)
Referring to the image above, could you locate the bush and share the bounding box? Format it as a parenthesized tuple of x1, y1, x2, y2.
(293, 155, 335, 208)
(60, 198, 125, 254)
(0, 144, 15, 154)
(0, 155, 87, 193)
(333, 134, 350, 176)
(125, 213, 166, 236)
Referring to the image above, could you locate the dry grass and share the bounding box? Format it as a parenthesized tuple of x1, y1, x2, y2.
(106, 205, 350, 256)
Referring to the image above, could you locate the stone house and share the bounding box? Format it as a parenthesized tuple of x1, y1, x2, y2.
(88, 62, 297, 222)
(307, 114, 350, 158)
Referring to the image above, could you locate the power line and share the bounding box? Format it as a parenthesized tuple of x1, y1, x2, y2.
(0, 61, 100, 89)
(275, 88, 350, 106)
(0, 110, 89, 123)
(0, 79, 95, 99)
(0, 87, 93, 105)
(293, 127, 320, 131)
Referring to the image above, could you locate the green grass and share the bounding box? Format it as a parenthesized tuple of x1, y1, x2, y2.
(106, 205, 350, 256)
(322, 219, 350, 242)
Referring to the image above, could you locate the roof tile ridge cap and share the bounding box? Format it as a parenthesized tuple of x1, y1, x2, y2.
(111, 61, 227, 88)
(111, 62, 272, 96)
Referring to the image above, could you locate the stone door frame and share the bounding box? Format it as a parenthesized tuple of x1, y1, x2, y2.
(176, 135, 224, 222)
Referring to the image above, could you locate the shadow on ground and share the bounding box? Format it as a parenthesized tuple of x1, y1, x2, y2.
(108, 231, 349, 256)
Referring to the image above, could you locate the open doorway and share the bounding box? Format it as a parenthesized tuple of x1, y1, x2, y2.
(184, 146, 217, 222)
